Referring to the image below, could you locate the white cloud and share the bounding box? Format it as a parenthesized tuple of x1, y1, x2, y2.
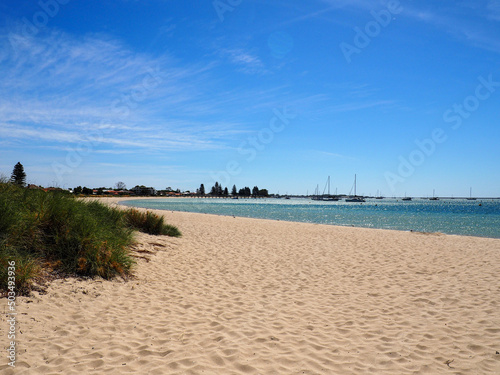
(0, 28, 249, 153)
(220, 48, 268, 75)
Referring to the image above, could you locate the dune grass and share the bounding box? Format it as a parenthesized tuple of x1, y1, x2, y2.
(123, 208, 182, 237)
(0, 183, 180, 295)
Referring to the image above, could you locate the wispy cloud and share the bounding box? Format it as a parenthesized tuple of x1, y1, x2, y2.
(400, 2, 500, 54)
(311, 0, 500, 54)
(487, 0, 500, 20)
(219, 48, 268, 75)
(0, 27, 255, 154)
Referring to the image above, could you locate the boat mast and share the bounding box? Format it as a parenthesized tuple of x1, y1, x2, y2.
(354, 174, 357, 196)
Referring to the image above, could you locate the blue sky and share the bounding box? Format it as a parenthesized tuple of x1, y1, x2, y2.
(1, 0, 499, 197)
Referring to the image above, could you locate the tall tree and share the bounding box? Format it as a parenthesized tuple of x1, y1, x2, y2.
(231, 185, 237, 196)
(223, 187, 229, 196)
(210, 182, 218, 195)
(239, 186, 251, 196)
(199, 183, 205, 195)
(115, 181, 126, 190)
(10, 162, 26, 187)
(252, 186, 260, 196)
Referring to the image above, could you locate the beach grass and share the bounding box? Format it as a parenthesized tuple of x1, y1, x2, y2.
(0, 183, 180, 295)
(123, 208, 182, 237)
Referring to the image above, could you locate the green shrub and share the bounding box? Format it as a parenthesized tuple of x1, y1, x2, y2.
(0, 184, 135, 295)
(123, 208, 181, 237)
(0, 184, 182, 295)
(0, 250, 41, 296)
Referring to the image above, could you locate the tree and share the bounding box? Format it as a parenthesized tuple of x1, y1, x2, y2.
(10, 162, 26, 187)
(74, 186, 83, 195)
(223, 187, 229, 196)
(82, 187, 93, 195)
(115, 181, 126, 190)
(231, 185, 237, 196)
(252, 186, 260, 197)
(210, 182, 218, 195)
(259, 189, 269, 197)
(210, 182, 224, 196)
(199, 184, 205, 195)
(238, 187, 251, 196)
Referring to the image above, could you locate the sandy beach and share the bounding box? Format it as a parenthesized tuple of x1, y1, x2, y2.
(2, 197, 500, 374)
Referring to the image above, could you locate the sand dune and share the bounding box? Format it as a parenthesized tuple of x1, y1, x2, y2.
(2, 198, 500, 374)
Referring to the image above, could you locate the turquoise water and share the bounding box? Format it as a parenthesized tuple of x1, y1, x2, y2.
(122, 198, 500, 239)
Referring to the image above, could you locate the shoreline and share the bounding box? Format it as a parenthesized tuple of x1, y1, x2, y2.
(115, 196, 499, 240)
(4, 196, 500, 374)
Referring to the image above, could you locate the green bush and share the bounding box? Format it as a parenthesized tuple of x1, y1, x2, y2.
(0, 251, 41, 296)
(123, 208, 181, 237)
(0, 184, 135, 295)
(0, 183, 182, 295)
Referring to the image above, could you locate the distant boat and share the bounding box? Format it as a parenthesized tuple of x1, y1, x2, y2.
(345, 174, 365, 203)
(467, 187, 476, 201)
(429, 189, 439, 200)
(345, 197, 365, 202)
(402, 192, 412, 201)
(312, 176, 339, 201)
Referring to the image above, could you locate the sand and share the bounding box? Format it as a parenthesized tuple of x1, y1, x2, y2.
(2, 197, 500, 374)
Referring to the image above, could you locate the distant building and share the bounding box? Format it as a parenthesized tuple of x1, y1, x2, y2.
(131, 186, 157, 196)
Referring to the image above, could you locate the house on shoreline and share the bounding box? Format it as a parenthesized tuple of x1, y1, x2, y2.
(130, 185, 157, 196)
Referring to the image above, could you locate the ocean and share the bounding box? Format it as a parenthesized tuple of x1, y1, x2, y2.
(122, 198, 500, 239)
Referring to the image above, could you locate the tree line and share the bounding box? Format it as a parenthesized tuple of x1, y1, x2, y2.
(198, 182, 268, 197)
(4, 162, 270, 198)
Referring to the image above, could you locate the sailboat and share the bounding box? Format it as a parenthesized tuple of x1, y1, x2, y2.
(429, 189, 439, 200)
(466, 187, 476, 201)
(312, 176, 339, 201)
(402, 192, 412, 201)
(345, 174, 365, 202)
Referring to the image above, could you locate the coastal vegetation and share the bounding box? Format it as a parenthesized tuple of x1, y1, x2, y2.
(123, 208, 181, 237)
(10, 162, 26, 187)
(202, 182, 269, 197)
(0, 180, 180, 296)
